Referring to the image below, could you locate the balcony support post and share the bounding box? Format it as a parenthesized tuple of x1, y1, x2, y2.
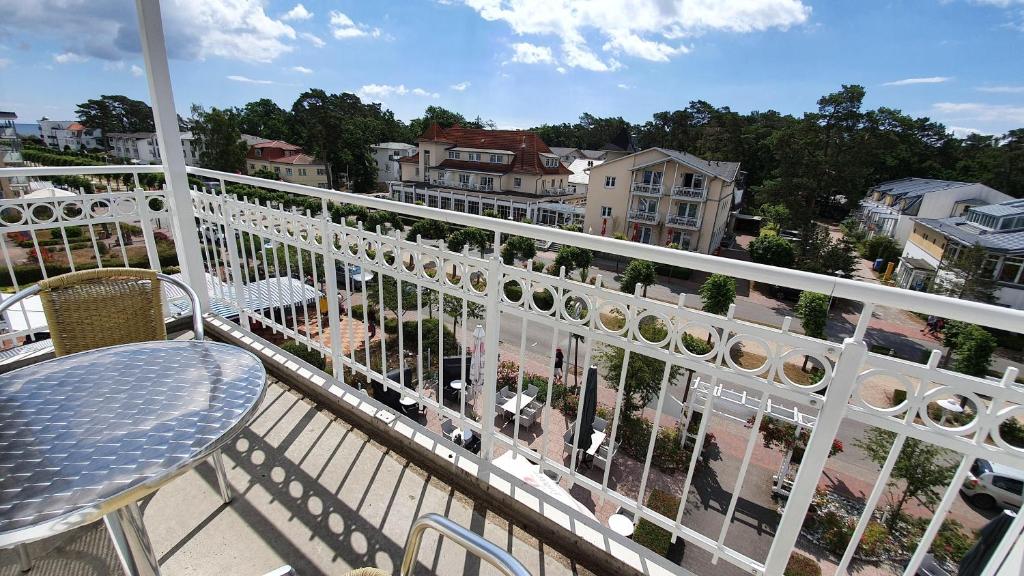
(478, 240, 503, 465)
(762, 337, 867, 576)
(134, 0, 208, 310)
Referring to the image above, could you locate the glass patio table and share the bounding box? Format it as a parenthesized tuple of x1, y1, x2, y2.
(0, 340, 267, 576)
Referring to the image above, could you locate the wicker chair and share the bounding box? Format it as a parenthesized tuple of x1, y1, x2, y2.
(0, 267, 205, 355)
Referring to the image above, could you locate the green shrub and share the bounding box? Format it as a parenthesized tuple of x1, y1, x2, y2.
(280, 340, 326, 371)
(503, 280, 523, 302)
(861, 235, 901, 263)
(0, 250, 179, 288)
(633, 489, 682, 557)
(857, 521, 888, 557)
(929, 519, 975, 564)
(1000, 418, 1024, 449)
(784, 553, 821, 576)
(892, 389, 907, 406)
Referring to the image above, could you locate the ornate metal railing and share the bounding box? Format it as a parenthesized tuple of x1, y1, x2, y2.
(670, 185, 707, 201)
(631, 183, 663, 196)
(2, 164, 1023, 576)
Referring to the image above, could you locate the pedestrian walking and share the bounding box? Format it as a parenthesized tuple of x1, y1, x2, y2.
(554, 347, 564, 383)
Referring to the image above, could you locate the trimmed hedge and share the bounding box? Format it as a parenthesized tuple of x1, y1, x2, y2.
(784, 553, 821, 576)
(633, 489, 682, 557)
(280, 340, 326, 370)
(0, 249, 178, 288)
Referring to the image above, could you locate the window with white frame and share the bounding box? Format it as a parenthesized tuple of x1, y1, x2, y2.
(513, 177, 522, 188)
(642, 170, 663, 185)
(437, 170, 447, 181)
(480, 176, 494, 190)
(286, 168, 293, 176)
(600, 206, 612, 217)
(459, 173, 470, 185)
(468, 152, 481, 161)
(605, 176, 616, 188)
(448, 150, 461, 160)
(998, 256, 1023, 285)
(637, 198, 658, 213)
(490, 154, 503, 163)
(299, 168, 307, 176)
(544, 157, 558, 168)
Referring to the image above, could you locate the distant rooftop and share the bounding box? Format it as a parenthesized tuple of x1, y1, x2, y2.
(871, 177, 977, 199)
(373, 142, 416, 150)
(917, 216, 1024, 254)
(973, 199, 1024, 218)
(0, 112, 18, 120)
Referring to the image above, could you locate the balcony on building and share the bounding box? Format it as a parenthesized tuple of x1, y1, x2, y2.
(631, 182, 663, 196)
(627, 209, 660, 224)
(670, 184, 707, 201)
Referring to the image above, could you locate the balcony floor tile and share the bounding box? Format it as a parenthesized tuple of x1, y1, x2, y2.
(0, 379, 592, 576)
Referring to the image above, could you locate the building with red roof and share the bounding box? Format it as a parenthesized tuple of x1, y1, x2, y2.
(245, 140, 329, 188)
(391, 124, 584, 227)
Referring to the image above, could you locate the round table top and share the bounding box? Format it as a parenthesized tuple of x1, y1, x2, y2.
(0, 340, 267, 547)
(608, 513, 635, 537)
(938, 398, 964, 413)
(449, 379, 465, 390)
(399, 396, 418, 406)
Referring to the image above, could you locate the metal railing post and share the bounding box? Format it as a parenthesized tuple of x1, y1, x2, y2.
(762, 337, 867, 575)
(134, 0, 208, 310)
(478, 251, 502, 463)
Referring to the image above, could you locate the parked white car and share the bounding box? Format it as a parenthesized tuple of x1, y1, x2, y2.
(962, 459, 1024, 510)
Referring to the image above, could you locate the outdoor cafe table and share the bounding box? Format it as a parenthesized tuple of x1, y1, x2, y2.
(501, 390, 537, 416)
(0, 340, 267, 576)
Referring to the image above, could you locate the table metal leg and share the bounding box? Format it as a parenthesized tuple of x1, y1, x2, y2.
(104, 502, 160, 576)
(16, 544, 31, 572)
(211, 450, 232, 504)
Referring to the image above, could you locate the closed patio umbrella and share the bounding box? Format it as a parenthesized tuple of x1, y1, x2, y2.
(958, 510, 1016, 576)
(575, 365, 599, 456)
(469, 324, 485, 402)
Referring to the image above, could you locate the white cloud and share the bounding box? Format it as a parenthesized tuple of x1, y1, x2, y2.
(130, 64, 143, 77)
(450, 81, 471, 91)
(508, 42, 555, 64)
(1, 0, 297, 64)
(948, 126, 985, 138)
(932, 102, 1024, 127)
(882, 76, 952, 86)
(53, 51, 87, 64)
(976, 85, 1024, 93)
(329, 10, 381, 39)
(411, 87, 440, 98)
(555, 66, 566, 74)
(227, 74, 275, 84)
(616, 83, 631, 90)
(358, 84, 440, 101)
(281, 3, 312, 21)
(300, 32, 326, 48)
(602, 33, 689, 62)
(291, 65, 313, 74)
(461, 0, 810, 70)
(358, 84, 408, 100)
(970, 0, 1024, 6)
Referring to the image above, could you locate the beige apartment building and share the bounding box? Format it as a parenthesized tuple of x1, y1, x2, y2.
(582, 148, 741, 253)
(391, 124, 583, 226)
(246, 140, 329, 188)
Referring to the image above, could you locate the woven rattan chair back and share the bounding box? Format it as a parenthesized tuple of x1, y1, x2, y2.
(37, 268, 167, 357)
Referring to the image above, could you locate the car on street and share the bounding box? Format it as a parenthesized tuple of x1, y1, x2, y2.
(962, 458, 1024, 510)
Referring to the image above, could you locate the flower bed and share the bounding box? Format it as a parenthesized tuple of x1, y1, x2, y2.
(799, 490, 976, 572)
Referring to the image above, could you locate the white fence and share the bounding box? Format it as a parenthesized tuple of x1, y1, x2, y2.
(2, 164, 1024, 576)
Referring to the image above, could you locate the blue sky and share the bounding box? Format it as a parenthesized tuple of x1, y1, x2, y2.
(1, 0, 1022, 136)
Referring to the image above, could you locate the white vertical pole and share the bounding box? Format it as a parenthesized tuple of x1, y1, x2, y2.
(762, 337, 867, 575)
(134, 0, 208, 310)
(478, 253, 502, 464)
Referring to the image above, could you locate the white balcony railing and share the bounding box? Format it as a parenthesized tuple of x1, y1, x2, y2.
(666, 215, 700, 229)
(631, 182, 663, 196)
(627, 209, 659, 224)
(2, 164, 1024, 576)
(670, 185, 707, 201)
